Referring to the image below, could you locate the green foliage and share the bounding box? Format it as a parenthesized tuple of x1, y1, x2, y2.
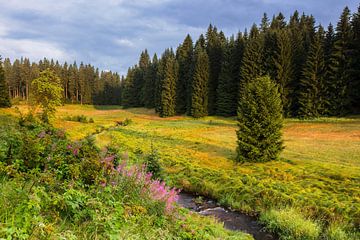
(159, 50, 178, 117)
(325, 224, 360, 240)
(145, 146, 163, 180)
(272, 29, 293, 115)
(0, 57, 11, 108)
(206, 25, 226, 115)
(0, 113, 252, 239)
(65, 115, 94, 123)
(349, 6, 360, 113)
(176, 35, 193, 114)
(236, 76, 283, 162)
(31, 69, 63, 123)
(216, 38, 238, 116)
(239, 32, 264, 88)
(143, 54, 158, 109)
(191, 35, 210, 118)
(298, 27, 327, 118)
(326, 7, 353, 115)
(260, 208, 321, 240)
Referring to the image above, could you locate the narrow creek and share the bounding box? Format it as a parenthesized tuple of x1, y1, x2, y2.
(177, 192, 277, 240)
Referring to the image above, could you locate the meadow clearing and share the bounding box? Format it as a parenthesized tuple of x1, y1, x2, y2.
(2, 104, 359, 238)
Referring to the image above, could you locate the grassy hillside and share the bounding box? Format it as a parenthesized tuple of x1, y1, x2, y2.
(2, 105, 360, 239)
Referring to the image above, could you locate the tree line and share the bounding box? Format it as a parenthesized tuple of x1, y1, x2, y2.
(0, 57, 122, 106)
(1, 5, 359, 118)
(123, 5, 360, 118)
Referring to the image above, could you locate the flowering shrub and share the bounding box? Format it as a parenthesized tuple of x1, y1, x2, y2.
(100, 155, 180, 213)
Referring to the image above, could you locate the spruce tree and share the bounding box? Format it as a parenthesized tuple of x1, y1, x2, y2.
(159, 49, 178, 117)
(138, 50, 150, 106)
(0, 57, 11, 107)
(273, 29, 293, 115)
(350, 5, 360, 113)
(327, 7, 352, 115)
(288, 11, 304, 115)
(143, 54, 158, 108)
(191, 36, 209, 118)
(206, 25, 225, 115)
(176, 34, 193, 114)
(298, 26, 326, 118)
(260, 13, 270, 33)
(239, 26, 264, 86)
(216, 38, 237, 116)
(236, 76, 283, 163)
(122, 67, 136, 108)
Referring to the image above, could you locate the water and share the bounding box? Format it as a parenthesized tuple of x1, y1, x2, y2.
(177, 192, 277, 240)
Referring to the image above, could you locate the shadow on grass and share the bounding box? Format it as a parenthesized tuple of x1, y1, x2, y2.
(93, 105, 123, 110)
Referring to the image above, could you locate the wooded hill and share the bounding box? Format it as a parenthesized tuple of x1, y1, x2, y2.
(1, 5, 359, 118)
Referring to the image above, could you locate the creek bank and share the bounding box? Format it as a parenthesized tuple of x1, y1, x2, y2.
(177, 192, 277, 240)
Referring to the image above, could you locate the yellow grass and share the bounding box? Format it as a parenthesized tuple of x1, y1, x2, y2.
(2, 104, 359, 231)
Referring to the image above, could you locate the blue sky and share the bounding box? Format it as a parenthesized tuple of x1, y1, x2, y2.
(0, 0, 358, 75)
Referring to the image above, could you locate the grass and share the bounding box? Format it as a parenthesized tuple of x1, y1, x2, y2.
(259, 208, 321, 239)
(1, 104, 360, 239)
(0, 110, 252, 240)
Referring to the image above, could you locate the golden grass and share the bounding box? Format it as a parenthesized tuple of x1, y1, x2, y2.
(1, 104, 359, 230)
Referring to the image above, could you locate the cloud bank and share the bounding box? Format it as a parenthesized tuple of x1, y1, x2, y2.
(0, 0, 358, 75)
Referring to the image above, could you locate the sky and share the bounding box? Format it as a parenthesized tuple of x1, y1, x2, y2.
(0, 0, 358, 75)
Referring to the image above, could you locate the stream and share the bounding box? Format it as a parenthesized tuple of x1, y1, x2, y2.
(177, 192, 277, 240)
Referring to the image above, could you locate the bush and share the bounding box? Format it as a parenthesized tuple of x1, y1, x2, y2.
(260, 208, 321, 240)
(145, 147, 163, 180)
(64, 115, 94, 123)
(236, 76, 284, 162)
(325, 224, 360, 240)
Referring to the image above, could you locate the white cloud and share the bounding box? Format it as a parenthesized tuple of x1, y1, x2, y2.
(114, 38, 136, 48)
(0, 38, 70, 61)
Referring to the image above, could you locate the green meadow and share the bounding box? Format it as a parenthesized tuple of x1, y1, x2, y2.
(2, 104, 360, 239)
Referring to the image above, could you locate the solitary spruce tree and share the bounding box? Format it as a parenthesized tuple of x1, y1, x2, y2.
(0, 57, 11, 107)
(236, 76, 283, 163)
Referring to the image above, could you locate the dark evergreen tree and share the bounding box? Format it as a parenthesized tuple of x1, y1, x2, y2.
(239, 25, 264, 86)
(0, 57, 11, 107)
(138, 49, 151, 106)
(298, 26, 326, 118)
(273, 29, 293, 115)
(159, 49, 178, 117)
(191, 36, 209, 118)
(236, 76, 283, 163)
(350, 5, 360, 113)
(176, 34, 193, 114)
(327, 7, 353, 115)
(122, 67, 137, 108)
(143, 54, 158, 108)
(232, 31, 246, 103)
(260, 13, 270, 33)
(216, 37, 238, 116)
(270, 12, 286, 30)
(206, 25, 225, 115)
